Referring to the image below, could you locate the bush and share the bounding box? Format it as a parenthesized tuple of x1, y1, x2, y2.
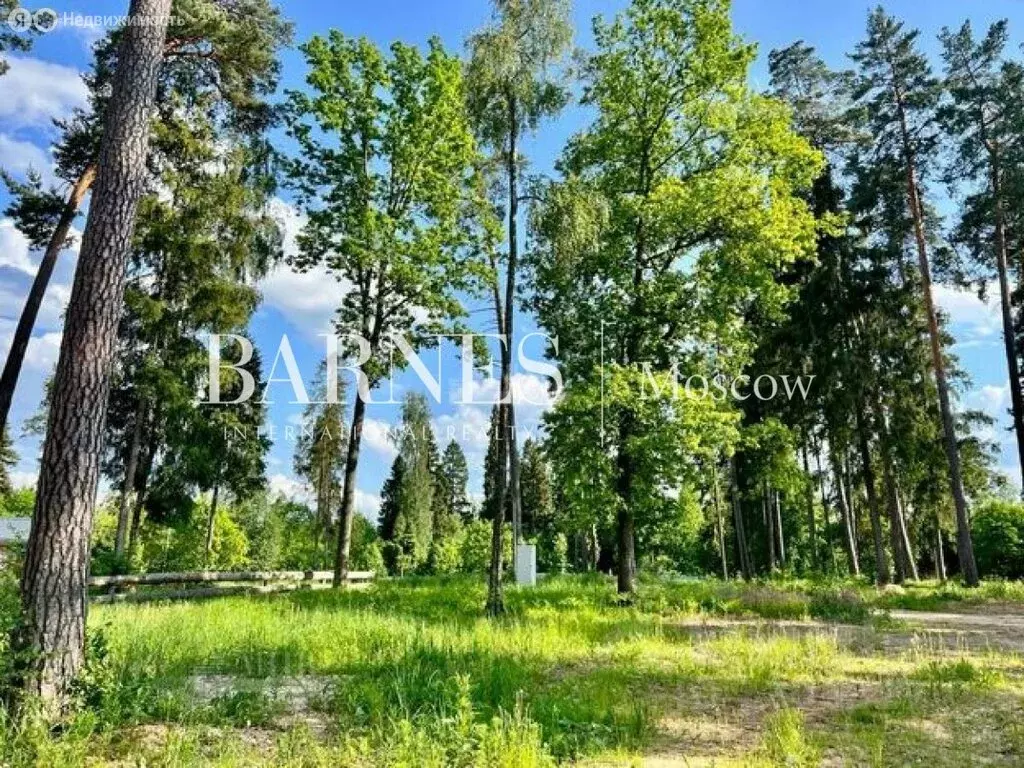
(460, 520, 513, 575)
(972, 499, 1024, 579)
(428, 528, 465, 575)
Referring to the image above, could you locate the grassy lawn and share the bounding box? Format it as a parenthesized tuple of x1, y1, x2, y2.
(3, 575, 1023, 766)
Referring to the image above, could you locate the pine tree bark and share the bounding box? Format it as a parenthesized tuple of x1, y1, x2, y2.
(0, 165, 96, 439)
(14, 0, 171, 708)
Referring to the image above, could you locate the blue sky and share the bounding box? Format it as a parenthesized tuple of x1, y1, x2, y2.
(1, 0, 1022, 518)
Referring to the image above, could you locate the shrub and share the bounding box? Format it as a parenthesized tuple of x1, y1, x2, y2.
(460, 520, 513, 574)
(972, 499, 1024, 579)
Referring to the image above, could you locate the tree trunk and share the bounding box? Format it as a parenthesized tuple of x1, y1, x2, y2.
(874, 399, 912, 584)
(114, 398, 146, 561)
(504, 91, 523, 546)
(935, 514, 947, 582)
(615, 414, 637, 594)
(856, 408, 890, 586)
(801, 446, 818, 571)
(486, 394, 508, 616)
(14, 0, 171, 708)
(0, 165, 96, 440)
(815, 454, 838, 574)
(898, 101, 978, 586)
(204, 478, 220, 565)
(127, 438, 156, 558)
(712, 463, 729, 579)
(730, 457, 752, 580)
(774, 490, 786, 568)
(831, 447, 860, 576)
(763, 483, 775, 573)
(334, 389, 366, 587)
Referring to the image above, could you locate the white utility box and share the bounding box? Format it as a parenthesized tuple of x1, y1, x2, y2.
(515, 543, 537, 586)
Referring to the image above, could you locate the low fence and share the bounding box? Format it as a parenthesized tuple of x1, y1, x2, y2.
(88, 570, 375, 604)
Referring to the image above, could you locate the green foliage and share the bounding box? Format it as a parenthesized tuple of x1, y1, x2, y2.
(0, 488, 33, 519)
(972, 499, 1024, 579)
(461, 520, 513, 575)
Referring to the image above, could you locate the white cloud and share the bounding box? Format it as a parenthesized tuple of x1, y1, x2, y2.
(0, 134, 60, 187)
(23, 331, 62, 371)
(0, 219, 33, 273)
(934, 282, 1002, 341)
(355, 489, 382, 519)
(969, 384, 1009, 417)
(0, 279, 71, 332)
(268, 472, 311, 503)
(0, 56, 89, 130)
(8, 469, 37, 491)
(362, 417, 398, 460)
(0, 319, 62, 373)
(259, 198, 351, 338)
(268, 471, 381, 521)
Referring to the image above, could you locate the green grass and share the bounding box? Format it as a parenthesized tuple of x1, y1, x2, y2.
(1, 574, 1023, 766)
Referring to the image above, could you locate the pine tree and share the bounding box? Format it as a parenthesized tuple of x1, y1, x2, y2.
(438, 440, 472, 524)
(850, 7, 978, 585)
(391, 394, 439, 570)
(15, 0, 174, 708)
(940, 20, 1024, 496)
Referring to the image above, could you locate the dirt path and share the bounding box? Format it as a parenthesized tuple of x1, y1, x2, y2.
(888, 609, 1024, 653)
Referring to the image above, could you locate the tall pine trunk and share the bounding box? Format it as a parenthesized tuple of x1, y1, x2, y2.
(0, 165, 96, 438)
(14, 0, 171, 707)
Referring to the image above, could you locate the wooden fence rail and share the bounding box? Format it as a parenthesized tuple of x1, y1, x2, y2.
(88, 570, 374, 604)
